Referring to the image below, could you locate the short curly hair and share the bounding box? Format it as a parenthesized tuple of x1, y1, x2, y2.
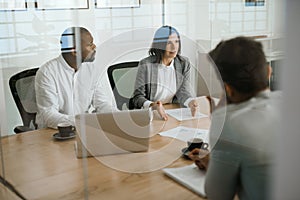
(209, 36, 268, 93)
(60, 26, 89, 53)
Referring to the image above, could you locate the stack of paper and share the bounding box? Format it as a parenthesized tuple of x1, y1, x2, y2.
(159, 126, 209, 143)
(166, 108, 207, 121)
(163, 164, 207, 197)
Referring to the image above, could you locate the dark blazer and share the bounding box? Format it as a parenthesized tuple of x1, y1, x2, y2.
(130, 55, 193, 109)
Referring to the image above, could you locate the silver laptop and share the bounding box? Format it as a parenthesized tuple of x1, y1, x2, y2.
(75, 109, 152, 157)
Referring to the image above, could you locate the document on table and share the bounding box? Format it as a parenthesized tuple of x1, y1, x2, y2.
(163, 164, 206, 197)
(166, 108, 207, 121)
(159, 126, 208, 142)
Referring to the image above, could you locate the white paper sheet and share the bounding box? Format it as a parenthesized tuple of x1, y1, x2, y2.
(166, 108, 207, 121)
(159, 126, 208, 142)
(163, 164, 206, 197)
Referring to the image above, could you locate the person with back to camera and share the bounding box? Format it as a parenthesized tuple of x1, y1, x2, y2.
(35, 26, 117, 129)
(130, 25, 198, 120)
(188, 36, 281, 200)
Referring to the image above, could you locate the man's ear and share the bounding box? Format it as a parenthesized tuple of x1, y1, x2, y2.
(224, 83, 234, 97)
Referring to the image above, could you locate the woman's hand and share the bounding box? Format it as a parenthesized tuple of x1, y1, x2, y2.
(188, 99, 198, 117)
(150, 101, 168, 121)
(188, 148, 210, 171)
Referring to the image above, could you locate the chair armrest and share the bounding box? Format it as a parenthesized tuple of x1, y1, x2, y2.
(14, 126, 35, 134)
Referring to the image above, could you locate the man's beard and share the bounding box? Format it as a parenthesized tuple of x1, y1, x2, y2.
(83, 50, 96, 62)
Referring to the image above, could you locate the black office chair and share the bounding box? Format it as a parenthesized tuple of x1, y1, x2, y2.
(9, 68, 39, 133)
(107, 61, 139, 110)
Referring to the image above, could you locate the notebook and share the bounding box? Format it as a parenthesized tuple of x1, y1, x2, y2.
(74, 109, 152, 158)
(163, 164, 207, 197)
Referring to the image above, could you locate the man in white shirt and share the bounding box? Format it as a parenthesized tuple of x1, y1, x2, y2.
(35, 27, 117, 129)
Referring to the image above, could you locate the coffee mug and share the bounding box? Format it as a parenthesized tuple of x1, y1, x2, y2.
(57, 122, 75, 137)
(187, 138, 209, 152)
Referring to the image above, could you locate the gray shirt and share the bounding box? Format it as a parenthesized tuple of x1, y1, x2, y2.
(205, 90, 282, 200)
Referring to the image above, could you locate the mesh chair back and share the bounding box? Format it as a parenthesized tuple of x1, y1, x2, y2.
(107, 62, 139, 110)
(9, 68, 38, 130)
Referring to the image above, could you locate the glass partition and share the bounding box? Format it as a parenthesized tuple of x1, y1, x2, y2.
(0, 0, 284, 199)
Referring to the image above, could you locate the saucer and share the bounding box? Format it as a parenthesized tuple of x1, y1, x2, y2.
(181, 147, 191, 159)
(53, 132, 76, 140)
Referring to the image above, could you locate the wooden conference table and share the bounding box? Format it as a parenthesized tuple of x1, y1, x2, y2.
(0, 102, 211, 200)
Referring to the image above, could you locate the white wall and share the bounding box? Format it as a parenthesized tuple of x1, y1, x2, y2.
(0, 0, 284, 135)
(0, 69, 8, 137)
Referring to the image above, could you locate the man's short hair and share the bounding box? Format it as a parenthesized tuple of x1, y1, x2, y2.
(209, 36, 268, 93)
(60, 27, 89, 53)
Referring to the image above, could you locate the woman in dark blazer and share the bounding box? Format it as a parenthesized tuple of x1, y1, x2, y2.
(130, 25, 198, 120)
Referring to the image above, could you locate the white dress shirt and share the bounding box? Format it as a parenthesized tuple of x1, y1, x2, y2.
(143, 60, 193, 108)
(155, 61, 177, 103)
(35, 55, 117, 129)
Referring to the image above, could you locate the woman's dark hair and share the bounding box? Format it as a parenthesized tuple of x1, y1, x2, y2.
(149, 25, 181, 63)
(209, 36, 268, 94)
